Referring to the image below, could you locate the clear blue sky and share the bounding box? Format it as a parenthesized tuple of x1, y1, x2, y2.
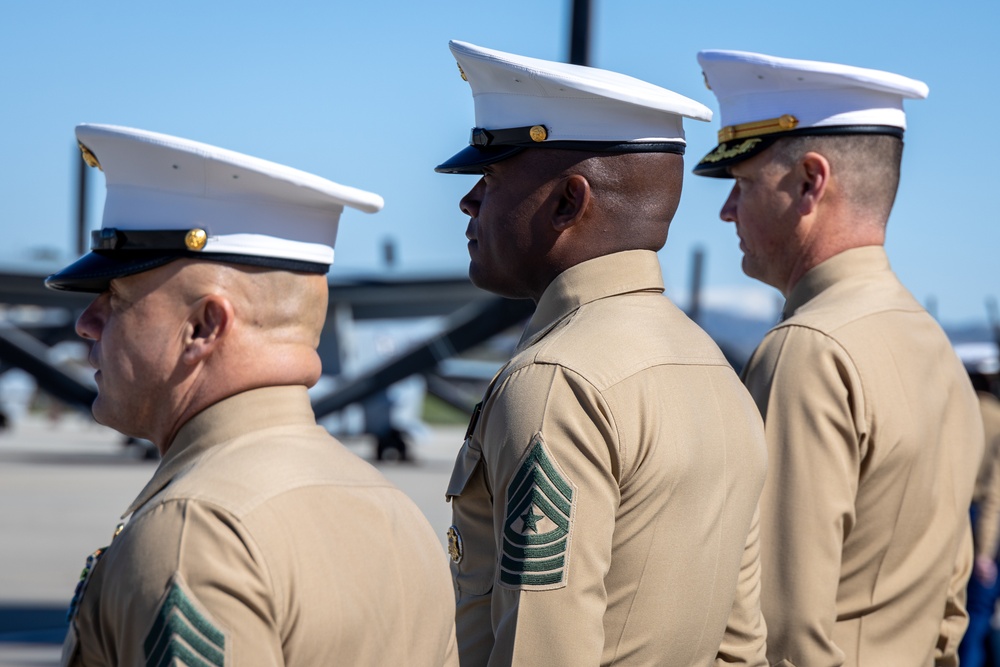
(2, 1, 997, 325)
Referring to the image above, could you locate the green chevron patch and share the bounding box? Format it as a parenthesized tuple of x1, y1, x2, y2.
(500, 434, 576, 590)
(143, 577, 227, 667)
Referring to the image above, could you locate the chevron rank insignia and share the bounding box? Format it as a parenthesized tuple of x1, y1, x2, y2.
(143, 575, 227, 667)
(500, 434, 577, 590)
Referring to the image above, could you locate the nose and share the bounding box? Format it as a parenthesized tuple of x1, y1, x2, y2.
(459, 178, 485, 219)
(720, 183, 740, 224)
(75, 293, 108, 341)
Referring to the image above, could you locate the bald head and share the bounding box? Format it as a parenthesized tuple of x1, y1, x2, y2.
(76, 258, 329, 451)
(185, 262, 329, 349)
(171, 260, 328, 389)
(529, 149, 685, 255)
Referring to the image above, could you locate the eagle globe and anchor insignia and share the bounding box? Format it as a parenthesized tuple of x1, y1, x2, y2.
(500, 435, 577, 589)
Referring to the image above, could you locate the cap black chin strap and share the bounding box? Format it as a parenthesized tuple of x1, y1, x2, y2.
(541, 140, 686, 155)
(777, 124, 905, 140)
(89, 228, 329, 274)
(470, 126, 545, 147)
(91, 228, 194, 251)
(469, 126, 685, 155)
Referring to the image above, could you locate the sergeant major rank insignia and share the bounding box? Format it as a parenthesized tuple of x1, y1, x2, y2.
(500, 433, 577, 590)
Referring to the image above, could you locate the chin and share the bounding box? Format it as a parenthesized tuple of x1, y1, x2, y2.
(90, 400, 115, 428)
(90, 407, 119, 435)
(741, 257, 761, 282)
(91, 399, 132, 438)
(468, 263, 491, 292)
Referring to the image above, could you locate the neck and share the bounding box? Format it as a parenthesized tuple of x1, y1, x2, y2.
(782, 209, 886, 296)
(153, 343, 321, 454)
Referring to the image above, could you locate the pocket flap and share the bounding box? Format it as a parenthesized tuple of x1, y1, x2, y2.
(446, 440, 483, 499)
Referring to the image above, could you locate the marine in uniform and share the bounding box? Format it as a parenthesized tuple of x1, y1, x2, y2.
(435, 41, 769, 666)
(956, 343, 1000, 666)
(47, 124, 458, 666)
(694, 50, 984, 667)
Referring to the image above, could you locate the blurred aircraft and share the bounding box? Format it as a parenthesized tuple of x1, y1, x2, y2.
(0, 256, 530, 460)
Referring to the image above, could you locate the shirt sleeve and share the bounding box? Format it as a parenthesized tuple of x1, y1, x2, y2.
(934, 522, 972, 667)
(744, 325, 867, 667)
(481, 362, 620, 667)
(99, 500, 282, 667)
(975, 429, 1000, 560)
(715, 506, 768, 667)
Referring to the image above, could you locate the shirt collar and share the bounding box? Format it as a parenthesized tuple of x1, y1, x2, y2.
(123, 385, 315, 517)
(516, 250, 665, 352)
(782, 245, 890, 320)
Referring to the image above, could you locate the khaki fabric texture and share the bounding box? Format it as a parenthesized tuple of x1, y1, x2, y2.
(973, 392, 1000, 559)
(743, 246, 983, 667)
(448, 250, 769, 666)
(62, 386, 458, 667)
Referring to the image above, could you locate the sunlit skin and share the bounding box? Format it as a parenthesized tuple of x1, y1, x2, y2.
(719, 145, 885, 297)
(75, 260, 327, 454)
(459, 151, 566, 301)
(458, 149, 684, 303)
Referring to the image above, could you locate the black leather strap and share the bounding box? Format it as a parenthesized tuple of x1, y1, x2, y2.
(470, 126, 546, 147)
(467, 127, 686, 155)
(91, 228, 192, 251)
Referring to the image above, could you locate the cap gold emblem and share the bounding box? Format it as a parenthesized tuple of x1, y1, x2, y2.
(78, 142, 102, 170)
(457, 63, 468, 81)
(185, 229, 208, 251)
(447, 525, 464, 563)
(529, 125, 547, 142)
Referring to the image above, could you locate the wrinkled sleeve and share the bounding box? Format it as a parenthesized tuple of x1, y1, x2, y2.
(975, 434, 1000, 560)
(716, 505, 768, 666)
(482, 363, 619, 667)
(744, 326, 865, 667)
(103, 501, 280, 667)
(935, 521, 972, 667)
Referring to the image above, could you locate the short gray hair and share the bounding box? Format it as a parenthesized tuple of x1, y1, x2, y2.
(770, 134, 903, 225)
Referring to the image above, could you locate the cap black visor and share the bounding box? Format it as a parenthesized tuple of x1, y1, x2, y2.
(45, 252, 181, 293)
(435, 145, 526, 174)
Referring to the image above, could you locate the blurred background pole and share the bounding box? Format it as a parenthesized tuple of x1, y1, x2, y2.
(75, 147, 89, 257)
(568, 0, 592, 66)
(986, 296, 1000, 354)
(688, 247, 705, 325)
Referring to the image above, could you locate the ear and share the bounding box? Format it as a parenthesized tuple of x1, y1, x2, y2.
(797, 151, 831, 216)
(181, 295, 233, 365)
(552, 174, 591, 232)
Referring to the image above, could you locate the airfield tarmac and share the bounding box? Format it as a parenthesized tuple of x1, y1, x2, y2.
(0, 412, 463, 666)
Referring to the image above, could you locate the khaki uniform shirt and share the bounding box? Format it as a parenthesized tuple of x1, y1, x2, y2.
(447, 250, 769, 666)
(62, 386, 458, 667)
(972, 391, 1000, 559)
(743, 246, 983, 667)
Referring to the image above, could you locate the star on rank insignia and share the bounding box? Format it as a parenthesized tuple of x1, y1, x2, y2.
(500, 434, 577, 590)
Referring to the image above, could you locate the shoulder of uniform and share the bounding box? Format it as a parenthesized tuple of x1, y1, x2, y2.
(760, 320, 854, 357)
(524, 298, 731, 390)
(748, 322, 860, 387)
(784, 272, 926, 335)
(149, 432, 394, 517)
